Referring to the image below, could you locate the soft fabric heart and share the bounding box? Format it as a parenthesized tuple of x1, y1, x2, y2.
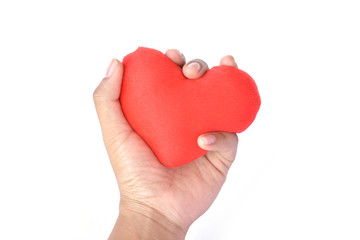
(121, 47, 261, 168)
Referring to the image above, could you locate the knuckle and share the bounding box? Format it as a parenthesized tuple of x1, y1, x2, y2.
(218, 132, 238, 149)
(92, 87, 101, 100)
(233, 133, 239, 144)
(92, 79, 106, 100)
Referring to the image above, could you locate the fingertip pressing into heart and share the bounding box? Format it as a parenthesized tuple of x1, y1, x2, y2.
(165, 49, 209, 79)
(198, 134, 217, 149)
(182, 59, 209, 79)
(220, 55, 238, 68)
(165, 49, 186, 67)
(198, 132, 238, 160)
(198, 132, 239, 172)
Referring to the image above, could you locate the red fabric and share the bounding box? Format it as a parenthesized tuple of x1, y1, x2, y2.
(121, 47, 261, 168)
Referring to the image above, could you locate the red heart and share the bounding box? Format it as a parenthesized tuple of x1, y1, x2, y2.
(121, 47, 261, 168)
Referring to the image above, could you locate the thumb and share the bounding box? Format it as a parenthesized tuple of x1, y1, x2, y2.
(93, 59, 133, 147)
(197, 132, 239, 173)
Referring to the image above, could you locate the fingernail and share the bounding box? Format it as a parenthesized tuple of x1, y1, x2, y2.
(105, 59, 117, 78)
(188, 62, 201, 71)
(201, 134, 216, 145)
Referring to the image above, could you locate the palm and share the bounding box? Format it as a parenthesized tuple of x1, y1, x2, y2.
(109, 129, 227, 228)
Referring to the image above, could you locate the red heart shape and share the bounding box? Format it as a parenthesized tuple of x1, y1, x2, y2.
(121, 47, 261, 168)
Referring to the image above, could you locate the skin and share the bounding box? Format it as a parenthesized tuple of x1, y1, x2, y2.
(93, 49, 239, 239)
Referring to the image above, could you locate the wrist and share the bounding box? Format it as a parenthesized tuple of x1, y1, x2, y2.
(109, 199, 187, 240)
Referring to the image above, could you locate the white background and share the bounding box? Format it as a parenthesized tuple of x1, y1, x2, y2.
(1, 0, 359, 239)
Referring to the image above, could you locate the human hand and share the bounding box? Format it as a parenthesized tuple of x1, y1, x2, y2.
(93, 49, 239, 240)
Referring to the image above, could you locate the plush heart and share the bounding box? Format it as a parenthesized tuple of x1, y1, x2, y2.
(121, 47, 261, 168)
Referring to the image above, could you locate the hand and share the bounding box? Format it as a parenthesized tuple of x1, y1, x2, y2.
(93, 49, 239, 239)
